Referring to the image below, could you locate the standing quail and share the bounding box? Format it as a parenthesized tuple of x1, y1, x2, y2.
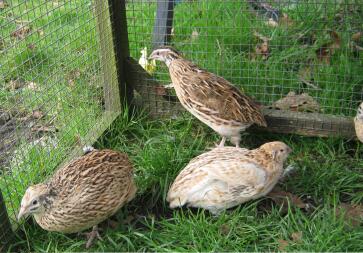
(167, 141, 291, 214)
(18, 149, 137, 248)
(149, 47, 267, 147)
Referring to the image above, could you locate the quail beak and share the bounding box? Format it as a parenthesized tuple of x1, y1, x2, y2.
(17, 206, 28, 221)
(148, 52, 157, 60)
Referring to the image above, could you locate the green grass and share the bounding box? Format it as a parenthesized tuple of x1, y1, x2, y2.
(1, 0, 363, 251)
(11, 111, 363, 252)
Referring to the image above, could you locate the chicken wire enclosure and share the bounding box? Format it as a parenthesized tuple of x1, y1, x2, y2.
(0, 0, 127, 247)
(125, 0, 362, 137)
(0, 0, 361, 249)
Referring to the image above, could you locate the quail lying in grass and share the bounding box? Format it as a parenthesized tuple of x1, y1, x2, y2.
(149, 46, 267, 147)
(167, 141, 291, 215)
(354, 102, 363, 143)
(18, 149, 137, 248)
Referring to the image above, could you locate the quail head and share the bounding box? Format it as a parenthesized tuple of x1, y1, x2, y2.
(149, 47, 267, 147)
(167, 141, 291, 215)
(18, 149, 137, 248)
(354, 102, 363, 143)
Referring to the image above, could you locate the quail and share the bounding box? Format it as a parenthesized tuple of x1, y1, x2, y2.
(149, 46, 267, 147)
(18, 149, 137, 248)
(167, 141, 291, 214)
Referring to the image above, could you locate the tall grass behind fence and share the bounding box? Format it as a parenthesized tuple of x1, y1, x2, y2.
(126, 0, 362, 117)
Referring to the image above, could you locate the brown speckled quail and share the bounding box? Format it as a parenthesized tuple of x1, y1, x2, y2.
(167, 141, 291, 215)
(17, 149, 137, 248)
(149, 46, 267, 147)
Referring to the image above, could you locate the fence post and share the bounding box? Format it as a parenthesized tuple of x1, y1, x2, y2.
(107, 0, 133, 109)
(0, 190, 15, 250)
(152, 0, 175, 48)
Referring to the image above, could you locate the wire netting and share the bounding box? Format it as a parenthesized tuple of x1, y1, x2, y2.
(126, 0, 362, 119)
(0, 0, 118, 243)
(0, 0, 362, 246)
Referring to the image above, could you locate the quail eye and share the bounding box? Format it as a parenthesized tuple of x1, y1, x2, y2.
(280, 149, 284, 152)
(156, 52, 160, 55)
(32, 200, 38, 205)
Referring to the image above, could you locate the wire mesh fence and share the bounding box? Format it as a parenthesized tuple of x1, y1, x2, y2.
(0, 0, 121, 246)
(126, 0, 362, 135)
(0, 0, 362, 248)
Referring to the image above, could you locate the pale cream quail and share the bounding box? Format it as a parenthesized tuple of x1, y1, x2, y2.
(354, 102, 363, 143)
(17, 149, 137, 248)
(149, 46, 267, 147)
(167, 141, 291, 214)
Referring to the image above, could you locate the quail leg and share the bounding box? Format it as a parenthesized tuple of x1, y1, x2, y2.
(230, 136, 241, 148)
(219, 137, 226, 147)
(85, 225, 102, 249)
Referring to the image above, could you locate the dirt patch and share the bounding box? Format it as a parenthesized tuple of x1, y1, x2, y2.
(0, 108, 56, 169)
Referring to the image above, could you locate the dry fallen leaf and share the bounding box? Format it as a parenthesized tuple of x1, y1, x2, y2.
(37, 29, 45, 36)
(67, 70, 81, 87)
(335, 203, 363, 227)
(252, 31, 270, 60)
(268, 186, 307, 213)
(107, 219, 119, 229)
(6, 79, 26, 90)
(279, 13, 294, 27)
(271, 91, 320, 112)
(74, 134, 82, 147)
(266, 18, 278, 27)
(0, 36, 4, 50)
(154, 85, 168, 96)
(32, 110, 44, 119)
(297, 66, 320, 90)
(278, 239, 289, 251)
(122, 214, 136, 225)
(219, 224, 231, 236)
(27, 81, 38, 90)
(191, 29, 199, 41)
(291, 231, 303, 243)
(0, 0, 6, 9)
(27, 43, 36, 50)
(254, 31, 271, 42)
(31, 125, 58, 133)
(352, 32, 362, 42)
(256, 41, 269, 60)
(316, 31, 341, 64)
(11, 25, 31, 40)
(329, 31, 341, 49)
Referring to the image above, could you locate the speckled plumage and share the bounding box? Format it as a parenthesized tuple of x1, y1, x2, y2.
(18, 149, 136, 246)
(167, 141, 291, 214)
(354, 102, 363, 143)
(149, 47, 267, 147)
